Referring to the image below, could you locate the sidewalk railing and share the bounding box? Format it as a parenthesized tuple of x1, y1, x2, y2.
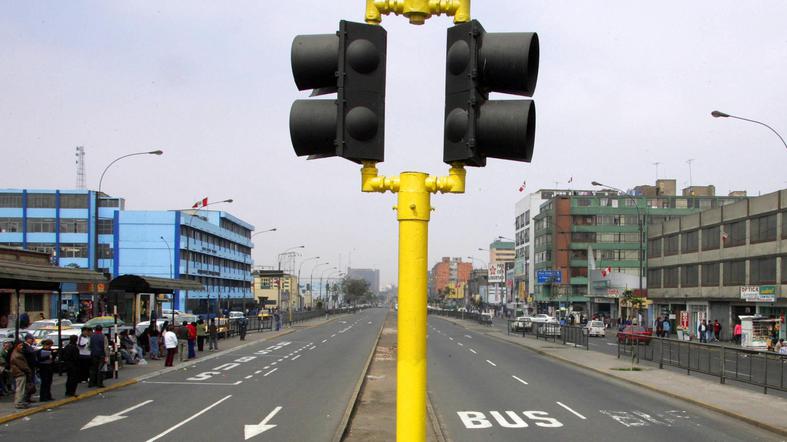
(618, 334, 787, 394)
(427, 309, 491, 326)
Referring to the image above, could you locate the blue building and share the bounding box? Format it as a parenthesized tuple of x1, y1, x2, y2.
(0, 189, 254, 318)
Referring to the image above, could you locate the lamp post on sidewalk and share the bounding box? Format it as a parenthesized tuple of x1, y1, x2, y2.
(319, 266, 338, 308)
(277, 246, 305, 320)
(297, 256, 320, 309)
(711, 110, 787, 150)
(310, 262, 331, 309)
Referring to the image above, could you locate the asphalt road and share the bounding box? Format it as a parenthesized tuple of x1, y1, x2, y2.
(427, 315, 780, 441)
(0, 308, 386, 442)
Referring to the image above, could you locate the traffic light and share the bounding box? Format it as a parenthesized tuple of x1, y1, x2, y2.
(290, 20, 387, 163)
(443, 20, 539, 166)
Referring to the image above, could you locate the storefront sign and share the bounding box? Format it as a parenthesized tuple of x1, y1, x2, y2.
(680, 311, 689, 329)
(741, 286, 776, 302)
(606, 288, 621, 297)
(488, 264, 505, 284)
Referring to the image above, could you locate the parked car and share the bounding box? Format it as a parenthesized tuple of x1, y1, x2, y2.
(228, 311, 245, 319)
(585, 320, 606, 337)
(530, 314, 556, 323)
(512, 316, 532, 332)
(44, 328, 82, 348)
(28, 319, 73, 330)
(136, 319, 168, 336)
(617, 325, 652, 345)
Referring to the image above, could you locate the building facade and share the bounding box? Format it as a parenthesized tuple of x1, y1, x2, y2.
(429, 257, 473, 300)
(648, 189, 786, 339)
(486, 240, 514, 305)
(347, 268, 380, 295)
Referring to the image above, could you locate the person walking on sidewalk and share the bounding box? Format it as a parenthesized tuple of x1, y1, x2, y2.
(60, 335, 80, 397)
(187, 322, 197, 359)
(88, 325, 107, 388)
(713, 320, 722, 341)
(148, 323, 160, 360)
(663, 318, 671, 337)
(208, 318, 218, 351)
(176, 321, 189, 362)
(77, 327, 92, 382)
(734, 322, 742, 345)
(698, 320, 708, 343)
(36, 339, 55, 401)
(10, 341, 32, 409)
(163, 325, 178, 367)
(196, 319, 207, 352)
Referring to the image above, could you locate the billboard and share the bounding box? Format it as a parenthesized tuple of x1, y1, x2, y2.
(488, 264, 505, 283)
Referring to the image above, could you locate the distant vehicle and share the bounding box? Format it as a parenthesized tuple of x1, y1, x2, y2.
(585, 320, 606, 337)
(85, 316, 125, 329)
(44, 328, 82, 348)
(0, 328, 29, 341)
(512, 316, 532, 332)
(28, 319, 73, 330)
(30, 326, 72, 345)
(531, 314, 556, 323)
(228, 311, 245, 319)
(617, 325, 652, 345)
(136, 319, 168, 336)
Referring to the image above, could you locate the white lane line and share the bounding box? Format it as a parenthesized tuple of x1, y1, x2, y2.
(448, 337, 454, 341)
(292, 354, 301, 361)
(143, 381, 242, 386)
(556, 401, 587, 420)
(322, 339, 328, 343)
(271, 362, 277, 366)
(486, 360, 497, 367)
(255, 370, 263, 374)
(511, 375, 529, 385)
(263, 368, 278, 376)
(464, 335, 472, 339)
(469, 349, 477, 354)
(263, 366, 270, 370)
(277, 358, 283, 362)
(245, 375, 253, 379)
(457, 342, 464, 346)
(146, 394, 232, 442)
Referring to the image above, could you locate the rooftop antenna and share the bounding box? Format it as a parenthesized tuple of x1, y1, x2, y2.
(652, 161, 660, 180)
(75, 146, 86, 189)
(686, 158, 695, 189)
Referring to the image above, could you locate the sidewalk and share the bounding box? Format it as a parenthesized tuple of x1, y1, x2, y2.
(0, 314, 345, 423)
(440, 315, 787, 437)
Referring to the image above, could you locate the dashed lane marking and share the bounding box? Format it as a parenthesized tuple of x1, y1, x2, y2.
(512, 375, 528, 386)
(469, 349, 477, 354)
(292, 354, 302, 361)
(486, 360, 497, 367)
(556, 402, 586, 420)
(263, 368, 278, 377)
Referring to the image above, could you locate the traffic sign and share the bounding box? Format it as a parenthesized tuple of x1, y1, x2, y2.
(536, 270, 561, 284)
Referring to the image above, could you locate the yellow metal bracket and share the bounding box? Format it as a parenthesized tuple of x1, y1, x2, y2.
(365, 0, 470, 25)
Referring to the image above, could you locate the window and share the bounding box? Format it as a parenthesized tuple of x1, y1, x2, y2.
(664, 234, 679, 256)
(723, 260, 745, 286)
(681, 264, 698, 287)
(26, 193, 56, 208)
(750, 214, 777, 244)
(60, 218, 88, 233)
(724, 220, 746, 247)
(701, 225, 720, 250)
(97, 219, 113, 235)
(663, 267, 679, 288)
(573, 215, 594, 225)
(60, 243, 88, 258)
(0, 218, 22, 233)
(98, 198, 120, 208)
(571, 232, 595, 242)
(647, 238, 662, 258)
(27, 242, 56, 256)
(701, 263, 719, 287)
(97, 244, 113, 259)
(576, 198, 591, 207)
(27, 218, 56, 233)
(524, 210, 530, 226)
(648, 268, 662, 288)
(682, 230, 698, 253)
(783, 213, 787, 239)
(0, 193, 23, 208)
(750, 257, 776, 285)
(24, 294, 44, 311)
(60, 194, 89, 208)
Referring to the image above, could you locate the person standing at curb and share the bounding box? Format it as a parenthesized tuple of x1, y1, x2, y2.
(734, 322, 742, 345)
(208, 318, 218, 351)
(60, 335, 80, 397)
(36, 339, 55, 402)
(176, 321, 189, 362)
(163, 325, 178, 367)
(148, 323, 160, 360)
(187, 321, 197, 359)
(88, 325, 106, 388)
(196, 319, 207, 352)
(10, 341, 31, 409)
(77, 327, 92, 383)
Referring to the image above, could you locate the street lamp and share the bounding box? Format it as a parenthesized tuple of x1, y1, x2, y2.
(297, 256, 320, 310)
(182, 198, 233, 317)
(95, 149, 163, 271)
(310, 261, 331, 309)
(592, 181, 644, 320)
(252, 228, 277, 238)
(160, 236, 175, 324)
(276, 245, 305, 318)
(278, 245, 305, 271)
(324, 271, 344, 308)
(711, 110, 787, 150)
(319, 266, 338, 308)
(466, 256, 488, 269)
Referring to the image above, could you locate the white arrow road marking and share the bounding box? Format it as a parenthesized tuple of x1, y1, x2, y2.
(82, 400, 153, 430)
(244, 406, 283, 440)
(146, 395, 232, 442)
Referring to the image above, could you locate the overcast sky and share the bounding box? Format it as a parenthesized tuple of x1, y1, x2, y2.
(2, 1, 786, 287)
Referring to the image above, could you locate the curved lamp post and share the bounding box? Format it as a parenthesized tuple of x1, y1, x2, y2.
(711, 110, 787, 150)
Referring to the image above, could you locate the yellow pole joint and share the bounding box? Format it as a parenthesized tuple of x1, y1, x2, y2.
(366, 0, 470, 25)
(425, 163, 466, 194)
(361, 161, 400, 193)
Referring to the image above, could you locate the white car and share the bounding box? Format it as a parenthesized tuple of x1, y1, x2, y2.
(28, 319, 73, 329)
(585, 320, 606, 337)
(531, 314, 557, 323)
(512, 316, 532, 331)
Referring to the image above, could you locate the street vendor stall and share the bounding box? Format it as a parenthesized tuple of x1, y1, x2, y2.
(739, 315, 779, 350)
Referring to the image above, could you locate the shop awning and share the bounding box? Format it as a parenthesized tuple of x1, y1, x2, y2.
(109, 274, 204, 294)
(0, 259, 108, 291)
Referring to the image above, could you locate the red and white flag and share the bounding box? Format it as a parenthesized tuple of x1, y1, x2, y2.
(518, 180, 527, 192)
(721, 229, 728, 241)
(192, 197, 208, 209)
(601, 266, 612, 278)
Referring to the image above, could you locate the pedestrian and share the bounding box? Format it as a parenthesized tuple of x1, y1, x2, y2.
(77, 327, 92, 382)
(655, 316, 664, 338)
(187, 322, 197, 359)
(0, 340, 12, 398)
(163, 325, 178, 367)
(176, 321, 189, 362)
(60, 335, 80, 397)
(10, 341, 32, 409)
(274, 311, 281, 331)
(698, 320, 708, 343)
(663, 318, 671, 337)
(780, 343, 787, 356)
(734, 322, 742, 345)
(138, 326, 149, 359)
(36, 339, 55, 401)
(196, 319, 207, 352)
(776, 339, 784, 353)
(208, 318, 218, 351)
(22, 334, 37, 403)
(88, 325, 106, 388)
(239, 316, 247, 341)
(148, 323, 160, 360)
(713, 320, 722, 341)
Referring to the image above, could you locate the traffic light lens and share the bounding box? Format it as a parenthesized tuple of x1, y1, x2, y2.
(447, 40, 470, 75)
(346, 106, 378, 141)
(445, 108, 468, 143)
(347, 39, 380, 74)
(290, 100, 337, 156)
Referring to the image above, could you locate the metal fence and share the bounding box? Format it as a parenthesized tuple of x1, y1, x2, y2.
(515, 322, 588, 350)
(427, 309, 492, 326)
(618, 334, 787, 394)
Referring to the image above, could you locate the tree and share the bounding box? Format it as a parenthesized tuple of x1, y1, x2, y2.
(341, 277, 372, 305)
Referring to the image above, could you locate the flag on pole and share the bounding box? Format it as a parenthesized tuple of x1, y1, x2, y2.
(518, 180, 527, 192)
(192, 197, 208, 209)
(601, 266, 612, 278)
(721, 228, 728, 242)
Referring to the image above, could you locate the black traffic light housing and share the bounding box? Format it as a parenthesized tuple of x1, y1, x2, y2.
(443, 19, 539, 166)
(290, 21, 387, 163)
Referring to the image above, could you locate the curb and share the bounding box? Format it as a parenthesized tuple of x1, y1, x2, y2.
(435, 316, 787, 438)
(333, 311, 387, 442)
(427, 390, 448, 442)
(0, 314, 347, 426)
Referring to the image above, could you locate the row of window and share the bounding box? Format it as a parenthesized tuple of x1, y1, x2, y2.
(650, 213, 784, 257)
(649, 256, 787, 288)
(181, 226, 252, 256)
(179, 250, 252, 273)
(572, 214, 640, 226)
(514, 210, 530, 230)
(0, 193, 90, 209)
(220, 218, 252, 239)
(184, 275, 250, 292)
(571, 232, 641, 243)
(573, 196, 737, 210)
(0, 218, 113, 234)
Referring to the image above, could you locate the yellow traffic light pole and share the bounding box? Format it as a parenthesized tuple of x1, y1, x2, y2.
(362, 162, 465, 441)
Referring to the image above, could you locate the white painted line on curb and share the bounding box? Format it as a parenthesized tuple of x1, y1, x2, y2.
(486, 360, 497, 367)
(512, 375, 529, 386)
(264, 368, 278, 377)
(556, 401, 586, 420)
(146, 395, 232, 442)
(143, 381, 242, 386)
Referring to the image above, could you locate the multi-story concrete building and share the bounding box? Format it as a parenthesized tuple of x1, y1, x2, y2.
(531, 181, 744, 318)
(347, 268, 380, 295)
(648, 189, 786, 339)
(429, 257, 473, 300)
(486, 240, 514, 304)
(253, 269, 296, 311)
